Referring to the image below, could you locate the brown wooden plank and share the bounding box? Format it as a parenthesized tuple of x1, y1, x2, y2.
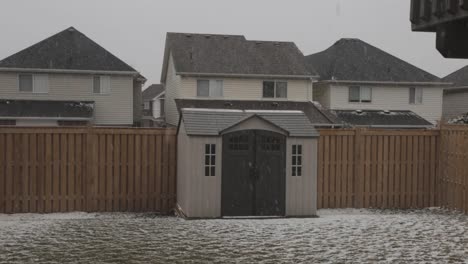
(412, 136, 419, 208)
(323, 136, 330, 208)
(67, 134, 75, 212)
(36, 134, 45, 213)
(141, 135, 149, 211)
(127, 134, 135, 211)
(388, 136, 395, 208)
(52, 134, 60, 212)
(113, 134, 121, 212)
(106, 134, 113, 212)
(394, 136, 401, 208)
(5, 134, 13, 213)
(120, 135, 128, 211)
(364, 135, 372, 208)
(382, 135, 389, 208)
(134, 134, 142, 212)
(317, 136, 324, 209)
(341, 135, 348, 207)
(347, 135, 354, 208)
(0, 134, 5, 213)
(60, 134, 68, 212)
(75, 134, 83, 211)
(168, 135, 177, 212)
(333, 135, 340, 208)
(98, 134, 106, 212)
(155, 135, 162, 212)
(400, 136, 408, 209)
(162, 135, 170, 213)
(148, 135, 156, 211)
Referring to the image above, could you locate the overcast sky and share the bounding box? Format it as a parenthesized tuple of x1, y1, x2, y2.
(1, 0, 467, 88)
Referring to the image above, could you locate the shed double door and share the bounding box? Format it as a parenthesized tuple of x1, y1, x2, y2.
(222, 130, 286, 216)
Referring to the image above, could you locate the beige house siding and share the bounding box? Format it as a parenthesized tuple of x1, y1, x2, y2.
(164, 54, 182, 126)
(0, 72, 134, 125)
(286, 137, 318, 216)
(443, 91, 468, 120)
(327, 84, 443, 124)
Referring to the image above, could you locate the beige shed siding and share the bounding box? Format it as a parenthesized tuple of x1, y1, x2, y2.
(0, 72, 134, 125)
(328, 84, 443, 124)
(286, 138, 318, 216)
(177, 121, 222, 218)
(443, 91, 468, 120)
(164, 54, 182, 125)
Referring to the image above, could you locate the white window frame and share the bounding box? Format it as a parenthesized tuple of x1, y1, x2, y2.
(292, 144, 303, 177)
(409, 87, 423, 105)
(349, 86, 372, 103)
(18, 74, 49, 94)
(262, 80, 288, 99)
(196, 79, 224, 98)
(93, 76, 111, 95)
(204, 144, 216, 177)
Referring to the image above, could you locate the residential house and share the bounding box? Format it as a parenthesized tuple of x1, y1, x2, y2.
(142, 84, 165, 125)
(442, 66, 468, 121)
(0, 27, 146, 126)
(160, 33, 335, 126)
(305, 38, 450, 127)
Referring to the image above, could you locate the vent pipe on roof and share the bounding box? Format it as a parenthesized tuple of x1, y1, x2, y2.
(356, 110, 363, 114)
(383, 110, 391, 114)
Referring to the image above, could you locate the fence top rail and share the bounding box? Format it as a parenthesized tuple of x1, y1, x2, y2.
(0, 126, 177, 135)
(318, 128, 440, 136)
(441, 124, 468, 131)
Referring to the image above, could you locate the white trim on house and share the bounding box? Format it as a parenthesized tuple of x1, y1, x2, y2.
(177, 72, 319, 80)
(319, 80, 453, 86)
(0, 67, 139, 76)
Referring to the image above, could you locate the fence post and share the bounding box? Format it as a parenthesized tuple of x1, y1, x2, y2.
(85, 127, 97, 212)
(354, 128, 364, 208)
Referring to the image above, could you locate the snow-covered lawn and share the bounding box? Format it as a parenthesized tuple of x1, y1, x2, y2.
(0, 209, 467, 263)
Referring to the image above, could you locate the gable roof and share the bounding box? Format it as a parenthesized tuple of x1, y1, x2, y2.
(142, 84, 165, 101)
(333, 109, 433, 128)
(443, 66, 468, 87)
(175, 99, 341, 127)
(161, 32, 315, 82)
(0, 27, 138, 73)
(180, 108, 319, 137)
(305, 38, 440, 83)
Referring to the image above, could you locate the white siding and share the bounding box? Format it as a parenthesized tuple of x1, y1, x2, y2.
(164, 54, 182, 126)
(152, 99, 161, 118)
(328, 84, 443, 124)
(286, 138, 318, 216)
(0, 72, 134, 125)
(443, 91, 468, 120)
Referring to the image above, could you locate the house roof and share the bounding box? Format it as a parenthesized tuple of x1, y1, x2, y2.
(305, 38, 440, 83)
(180, 108, 319, 137)
(142, 84, 165, 101)
(0, 27, 138, 73)
(161, 33, 315, 82)
(333, 109, 433, 128)
(443, 66, 468, 87)
(175, 99, 341, 126)
(0, 99, 94, 119)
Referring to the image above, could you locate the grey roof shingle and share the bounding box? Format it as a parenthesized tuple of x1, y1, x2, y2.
(443, 66, 468, 87)
(0, 99, 94, 119)
(181, 109, 319, 137)
(305, 38, 440, 82)
(142, 84, 165, 101)
(0, 27, 138, 73)
(333, 109, 433, 128)
(175, 99, 340, 126)
(161, 33, 314, 82)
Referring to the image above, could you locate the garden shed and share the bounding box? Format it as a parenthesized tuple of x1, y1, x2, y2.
(176, 108, 319, 219)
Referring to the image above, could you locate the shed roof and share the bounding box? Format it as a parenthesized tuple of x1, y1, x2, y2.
(0, 99, 94, 119)
(333, 109, 433, 128)
(161, 32, 314, 82)
(180, 108, 319, 137)
(0, 27, 138, 73)
(175, 99, 340, 126)
(142, 84, 165, 101)
(305, 38, 440, 83)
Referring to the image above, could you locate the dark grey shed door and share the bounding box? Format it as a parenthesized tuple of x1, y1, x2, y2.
(222, 130, 286, 216)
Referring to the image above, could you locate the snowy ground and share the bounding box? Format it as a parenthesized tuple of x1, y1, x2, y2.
(0, 209, 467, 263)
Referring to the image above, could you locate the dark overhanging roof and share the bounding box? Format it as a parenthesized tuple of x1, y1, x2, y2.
(180, 108, 320, 137)
(333, 109, 433, 128)
(175, 99, 341, 127)
(0, 99, 94, 119)
(161, 32, 315, 82)
(142, 84, 165, 101)
(305, 38, 441, 83)
(443, 65, 468, 87)
(0, 27, 139, 74)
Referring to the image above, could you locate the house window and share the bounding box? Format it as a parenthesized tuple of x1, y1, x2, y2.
(93, 76, 111, 94)
(18, 74, 49, 93)
(263, 81, 287, 98)
(292, 145, 303, 176)
(197, 80, 223, 97)
(349, 86, 372, 103)
(409, 87, 423, 104)
(144, 102, 150, 110)
(205, 144, 216, 177)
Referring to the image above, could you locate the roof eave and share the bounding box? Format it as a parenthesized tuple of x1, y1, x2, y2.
(177, 72, 319, 80)
(317, 80, 453, 86)
(0, 67, 140, 76)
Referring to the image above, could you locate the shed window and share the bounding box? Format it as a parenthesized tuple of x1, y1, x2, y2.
(409, 87, 423, 104)
(349, 86, 372, 103)
(197, 80, 223, 97)
(263, 81, 288, 98)
(204, 144, 216, 177)
(292, 145, 302, 177)
(93, 76, 111, 94)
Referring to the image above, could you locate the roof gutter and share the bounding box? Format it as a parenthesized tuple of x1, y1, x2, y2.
(319, 80, 453, 87)
(177, 72, 319, 80)
(0, 67, 140, 77)
(367, 125, 434, 128)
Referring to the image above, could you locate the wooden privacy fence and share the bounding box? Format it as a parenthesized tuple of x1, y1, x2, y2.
(439, 125, 468, 213)
(317, 129, 440, 210)
(0, 127, 177, 214)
